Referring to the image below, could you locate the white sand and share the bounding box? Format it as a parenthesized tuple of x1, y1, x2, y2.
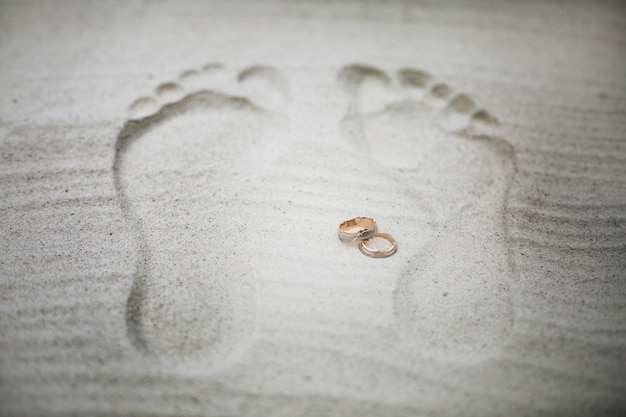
(1, 1, 625, 416)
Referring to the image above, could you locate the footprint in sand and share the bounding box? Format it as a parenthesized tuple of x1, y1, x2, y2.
(113, 63, 290, 368)
(338, 65, 517, 362)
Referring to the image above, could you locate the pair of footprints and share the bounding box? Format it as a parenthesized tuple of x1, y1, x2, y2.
(115, 63, 516, 368)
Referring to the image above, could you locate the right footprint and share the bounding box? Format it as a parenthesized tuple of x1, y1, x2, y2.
(339, 65, 517, 363)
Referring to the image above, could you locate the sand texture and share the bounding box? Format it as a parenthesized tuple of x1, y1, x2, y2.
(1, 1, 625, 416)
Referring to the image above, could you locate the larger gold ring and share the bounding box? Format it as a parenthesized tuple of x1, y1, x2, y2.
(338, 217, 378, 244)
(358, 232, 397, 258)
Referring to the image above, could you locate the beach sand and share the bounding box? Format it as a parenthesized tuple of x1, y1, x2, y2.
(1, 1, 625, 415)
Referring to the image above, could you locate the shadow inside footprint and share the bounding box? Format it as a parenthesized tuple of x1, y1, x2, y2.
(339, 64, 517, 363)
(114, 66, 290, 368)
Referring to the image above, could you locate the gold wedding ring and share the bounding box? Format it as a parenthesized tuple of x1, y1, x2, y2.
(358, 232, 397, 258)
(338, 217, 378, 244)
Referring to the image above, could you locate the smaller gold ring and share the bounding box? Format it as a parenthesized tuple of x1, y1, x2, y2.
(338, 217, 378, 244)
(358, 233, 397, 258)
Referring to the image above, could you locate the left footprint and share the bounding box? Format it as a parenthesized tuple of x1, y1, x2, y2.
(114, 63, 290, 368)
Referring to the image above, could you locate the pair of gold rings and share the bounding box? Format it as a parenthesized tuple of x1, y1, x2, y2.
(338, 217, 397, 258)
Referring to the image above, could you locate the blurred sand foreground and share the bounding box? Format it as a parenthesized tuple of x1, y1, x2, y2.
(1, 1, 625, 416)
